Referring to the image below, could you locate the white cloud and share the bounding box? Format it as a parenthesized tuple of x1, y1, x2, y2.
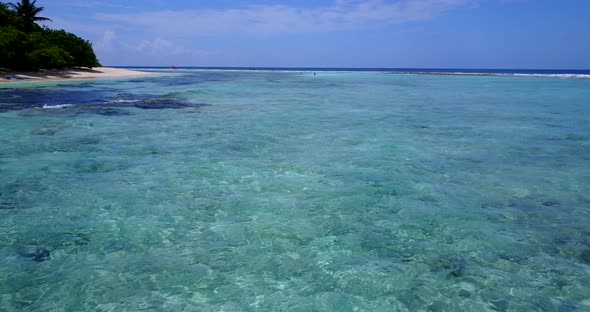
(93, 30, 214, 58)
(56, 0, 134, 9)
(41, 17, 107, 36)
(136, 37, 191, 55)
(96, 0, 474, 36)
(95, 30, 117, 51)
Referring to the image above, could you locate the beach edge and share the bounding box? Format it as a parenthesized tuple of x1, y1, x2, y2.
(0, 67, 162, 84)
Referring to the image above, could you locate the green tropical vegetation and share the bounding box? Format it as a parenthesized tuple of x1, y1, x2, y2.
(0, 0, 100, 69)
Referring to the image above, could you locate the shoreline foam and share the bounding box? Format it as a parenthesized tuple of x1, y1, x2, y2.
(390, 71, 590, 79)
(0, 67, 159, 84)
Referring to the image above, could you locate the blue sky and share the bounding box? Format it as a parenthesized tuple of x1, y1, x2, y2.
(40, 0, 590, 68)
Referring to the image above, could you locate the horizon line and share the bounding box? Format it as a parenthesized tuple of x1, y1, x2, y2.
(108, 66, 590, 71)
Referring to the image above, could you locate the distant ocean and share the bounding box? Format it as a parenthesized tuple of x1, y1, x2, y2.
(120, 66, 590, 78)
(1, 69, 589, 311)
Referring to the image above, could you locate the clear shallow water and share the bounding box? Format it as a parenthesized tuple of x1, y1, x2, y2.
(1, 71, 590, 311)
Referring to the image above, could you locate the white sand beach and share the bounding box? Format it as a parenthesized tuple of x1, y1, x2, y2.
(0, 67, 159, 83)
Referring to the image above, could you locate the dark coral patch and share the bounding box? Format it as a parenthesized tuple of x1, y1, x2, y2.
(23, 247, 51, 262)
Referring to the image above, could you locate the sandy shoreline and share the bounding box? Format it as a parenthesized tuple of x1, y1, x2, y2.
(0, 67, 159, 83)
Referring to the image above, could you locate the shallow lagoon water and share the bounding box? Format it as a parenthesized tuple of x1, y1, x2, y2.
(1, 71, 590, 311)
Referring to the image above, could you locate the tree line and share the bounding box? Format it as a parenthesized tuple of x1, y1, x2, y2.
(0, 0, 100, 69)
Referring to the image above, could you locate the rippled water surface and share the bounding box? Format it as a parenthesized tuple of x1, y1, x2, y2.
(1, 71, 590, 311)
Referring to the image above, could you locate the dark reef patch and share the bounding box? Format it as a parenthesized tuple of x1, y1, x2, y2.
(13, 232, 92, 263)
(0, 201, 17, 210)
(0, 183, 32, 210)
(21, 247, 51, 263)
(0, 87, 112, 112)
(16, 98, 208, 116)
(19, 105, 131, 117)
(2, 86, 209, 115)
(542, 200, 560, 207)
(132, 98, 191, 109)
(2, 179, 47, 195)
(429, 256, 468, 278)
(106, 94, 210, 110)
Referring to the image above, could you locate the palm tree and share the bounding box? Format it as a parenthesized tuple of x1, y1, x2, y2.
(8, 0, 51, 31)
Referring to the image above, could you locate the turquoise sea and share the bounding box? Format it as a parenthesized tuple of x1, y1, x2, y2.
(1, 70, 590, 311)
